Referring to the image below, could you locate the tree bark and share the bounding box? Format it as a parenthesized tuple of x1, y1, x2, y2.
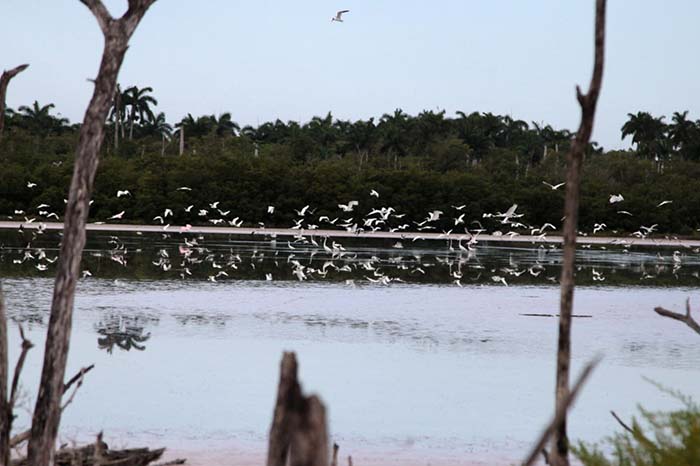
(0, 64, 29, 141)
(179, 126, 184, 155)
(26, 2, 156, 465)
(0, 285, 9, 466)
(551, 2, 606, 465)
(114, 83, 121, 151)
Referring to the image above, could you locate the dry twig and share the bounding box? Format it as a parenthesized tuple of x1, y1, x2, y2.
(610, 410, 634, 434)
(0, 64, 29, 140)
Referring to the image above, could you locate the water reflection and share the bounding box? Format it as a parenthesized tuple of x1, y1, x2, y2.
(94, 313, 154, 354)
(2, 229, 700, 287)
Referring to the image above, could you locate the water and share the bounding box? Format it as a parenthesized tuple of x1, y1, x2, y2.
(1, 231, 699, 464)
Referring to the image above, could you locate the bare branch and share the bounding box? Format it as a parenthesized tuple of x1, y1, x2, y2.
(122, 0, 159, 37)
(610, 410, 634, 434)
(0, 63, 30, 140)
(654, 298, 700, 335)
(523, 357, 601, 466)
(63, 364, 95, 393)
(9, 324, 33, 409)
(79, 0, 113, 34)
(551, 1, 606, 464)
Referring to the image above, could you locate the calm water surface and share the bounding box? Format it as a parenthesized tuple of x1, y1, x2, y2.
(1, 233, 699, 461)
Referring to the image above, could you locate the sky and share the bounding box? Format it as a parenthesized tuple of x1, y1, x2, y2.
(1, 0, 699, 149)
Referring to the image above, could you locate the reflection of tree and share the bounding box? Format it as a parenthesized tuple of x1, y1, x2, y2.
(95, 315, 152, 354)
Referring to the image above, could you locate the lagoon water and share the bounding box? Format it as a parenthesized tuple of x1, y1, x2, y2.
(1, 233, 700, 464)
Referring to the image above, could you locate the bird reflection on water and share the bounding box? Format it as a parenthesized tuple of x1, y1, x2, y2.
(95, 314, 152, 353)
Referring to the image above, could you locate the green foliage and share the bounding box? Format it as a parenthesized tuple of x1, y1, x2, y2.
(574, 385, 700, 466)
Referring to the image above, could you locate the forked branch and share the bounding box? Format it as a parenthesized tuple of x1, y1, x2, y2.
(654, 298, 700, 335)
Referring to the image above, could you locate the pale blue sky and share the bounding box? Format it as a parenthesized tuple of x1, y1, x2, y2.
(2, 1, 698, 149)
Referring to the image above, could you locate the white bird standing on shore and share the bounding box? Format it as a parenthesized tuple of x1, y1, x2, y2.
(332, 10, 349, 22)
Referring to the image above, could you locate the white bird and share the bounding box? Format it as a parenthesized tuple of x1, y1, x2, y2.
(109, 211, 125, 220)
(609, 194, 624, 204)
(656, 200, 673, 208)
(369, 189, 379, 198)
(184, 205, 194, 212)
(27, 182, 37, 188)
(164, 208, 173, 217)
(454, 213, 465, 226)
(338, 200, 359, 212)
(542, 181, 565, 190)
(452, 204, 466, 210)
(177, 186, 192, 191)
(593, 223, 606, 234)
(267, 206, 275, 214)
(332, 9, 350, 22)
(295, 205, 310, 216)
(116, 190, 131, 198)
(209, 201, 220, 209)
(426, 210, 444, 222)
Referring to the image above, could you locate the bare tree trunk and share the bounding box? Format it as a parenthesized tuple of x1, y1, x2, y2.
(0, 64, 29, 141)
(0, 285, 9, 466)
(113, 83, 121, 151)
(26, 2, 156, 465)
(179, 127, 184, 155)
(551, 2, 606, 465)
(267, 352, 329, 466)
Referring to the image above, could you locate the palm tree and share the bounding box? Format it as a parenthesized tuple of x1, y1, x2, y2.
(212, 112, 240, 137)
(379, 108, 412, 167)
(669, 111, 695, 159)
(143, 112, 172, 155)
(17, 101, 68, 136)
(122, 85, 158, 139)
(621, 112, 668, 159)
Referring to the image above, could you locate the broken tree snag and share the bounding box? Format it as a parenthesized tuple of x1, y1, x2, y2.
(26, 2, 157, 466)
(267, 352, 302, 466)
(523, 358, 600, 466)
(267, 352, 330, 466)
(551, 1, 607, 465)
(654, 298, 700, 336)
(331, 443, 339, 466)
(290, 395, 329, 466)
(0, 64, 29, 140)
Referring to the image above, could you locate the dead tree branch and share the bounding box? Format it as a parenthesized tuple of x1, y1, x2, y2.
(27, 2, 156, 465)
(267, 352, 329, 466)
(331, 443, 339, 466)
(610, 410, 634, 434)
(523, 358, 601, 466)
(9, 365, 95, 450)
(654, 298, 700, 335)
(0, 64, 29, 140)
(9, 325, 33, 410)
(552, 1, 607, 465)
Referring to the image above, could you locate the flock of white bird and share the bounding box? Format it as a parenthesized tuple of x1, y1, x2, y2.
(4, 177, 699, 288)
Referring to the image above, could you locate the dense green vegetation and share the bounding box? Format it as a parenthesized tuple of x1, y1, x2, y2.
(2, 86, 700, 235)
(574, 386, 700, 466)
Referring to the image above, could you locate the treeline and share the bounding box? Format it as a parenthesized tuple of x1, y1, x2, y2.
(2, 90, 700, 235)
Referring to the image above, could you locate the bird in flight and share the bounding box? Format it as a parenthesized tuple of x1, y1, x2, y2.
(332, 10, 350, 22)
(542, 181, 565, 190)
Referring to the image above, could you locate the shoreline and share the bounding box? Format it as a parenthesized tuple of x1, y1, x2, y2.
(1, 220, 699, 248)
